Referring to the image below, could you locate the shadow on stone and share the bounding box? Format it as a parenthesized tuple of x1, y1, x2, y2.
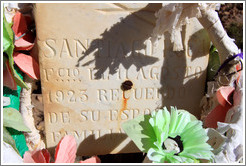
(159, 27, 210, 118)
(76, 3, 162, 79)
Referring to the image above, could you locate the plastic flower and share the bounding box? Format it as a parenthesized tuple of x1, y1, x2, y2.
(3, 9, 39, 90)
(122, 107, 214, 163)
(12, 11, 40, 80)
(23, 135, 100, 163)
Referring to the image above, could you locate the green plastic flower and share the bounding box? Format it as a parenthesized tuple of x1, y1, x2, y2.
(122, 107, 214, 163)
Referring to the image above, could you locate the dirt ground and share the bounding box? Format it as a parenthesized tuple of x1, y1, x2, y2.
(218, 3, 243, 50)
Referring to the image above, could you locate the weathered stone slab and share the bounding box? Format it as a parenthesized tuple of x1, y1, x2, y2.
(35, 3, 210, 155)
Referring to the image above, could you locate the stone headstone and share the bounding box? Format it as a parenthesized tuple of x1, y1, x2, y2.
(35, 3, 210, 155)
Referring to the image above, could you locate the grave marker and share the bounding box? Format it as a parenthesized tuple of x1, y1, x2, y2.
(35, 3, 210, 155)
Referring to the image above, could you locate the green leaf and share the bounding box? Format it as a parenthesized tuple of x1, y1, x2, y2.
(122, 114, 156, 152)
(3, 108, 31, 132)
(3, 13, 14, 57)
(13, 71, 29, 89)
(7, 128, 29, 157)
(3, 54, 8, 70)
(3, 12, 29, 89)
(207, 45, 221, 81)
(3, 127, 19, 154)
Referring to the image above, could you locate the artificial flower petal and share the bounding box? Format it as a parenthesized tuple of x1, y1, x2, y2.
(54, 135, 77, 163)
(122, 114, 157, 152)
(147, 148, 166, 163)
(13, 52, 40, 79)
(3, 61, 17, 90)
(3, 12, 29, 89)
(235, 63, 242, 83)
(40, 149, 51, 163)
(150, 108, 170, 145)
(216, 86, 235, 106)
(123, 107, 214, 163)
(169, 107, 191, 137)
(12, 11, 26, 37)
(12, 11, 35, 49)
(203, 86, 235, 128)
(80, 156, 101, 163)
(14, 37, 34, 51)
(23, 149, 50, 163)
(204, 105, 231, 128)
(23, 151, 38, 163)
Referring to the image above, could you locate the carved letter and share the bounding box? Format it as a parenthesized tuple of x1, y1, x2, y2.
(80, 111, 88, 121)
(150, 66, 159, 80)
(74, 39, 86, 57)
(48, 112, 57, 123)
(61, 112, 70, 123)
(60, 39, 72, 58)
(98, 89, 108, 102)
(43, 39, 56, 58)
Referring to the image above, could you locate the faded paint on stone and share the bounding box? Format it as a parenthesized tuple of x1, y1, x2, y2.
(35, 3, 210, 155)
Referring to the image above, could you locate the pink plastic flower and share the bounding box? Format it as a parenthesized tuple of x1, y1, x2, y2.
(204, 86, 235, 128)
(23, 135, 101, 163)
(3, 11, 40, 90)
(12, 11, 40, 80)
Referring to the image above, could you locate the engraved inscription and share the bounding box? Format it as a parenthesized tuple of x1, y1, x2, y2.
(51, 128, 126, 143)
(47, 90, 88, 103)
(48, 112, 70, 124)
(36, 3, 209, 155)
(39, 38, 156, 59)
(42, 66, 161, 82)
(80, 110, 100, 122)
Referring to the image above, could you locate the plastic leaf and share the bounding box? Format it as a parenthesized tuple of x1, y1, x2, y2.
(122, 114, 156, 152)
(13, 52, 40, 79)
(207, 45, 221, 82)
(3, 70, 29, 157)
(3, 11, 29, 89)
(3, 107, 31, 132)
(5, 51, 29, 90)
(3, 127, 19, 154)
(4, 51, 29, 89)
(54, 135, 77, 163)
(13, 69, 29, 89)
(3, 12, 14, 57)
(3, 54, 7, 69)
